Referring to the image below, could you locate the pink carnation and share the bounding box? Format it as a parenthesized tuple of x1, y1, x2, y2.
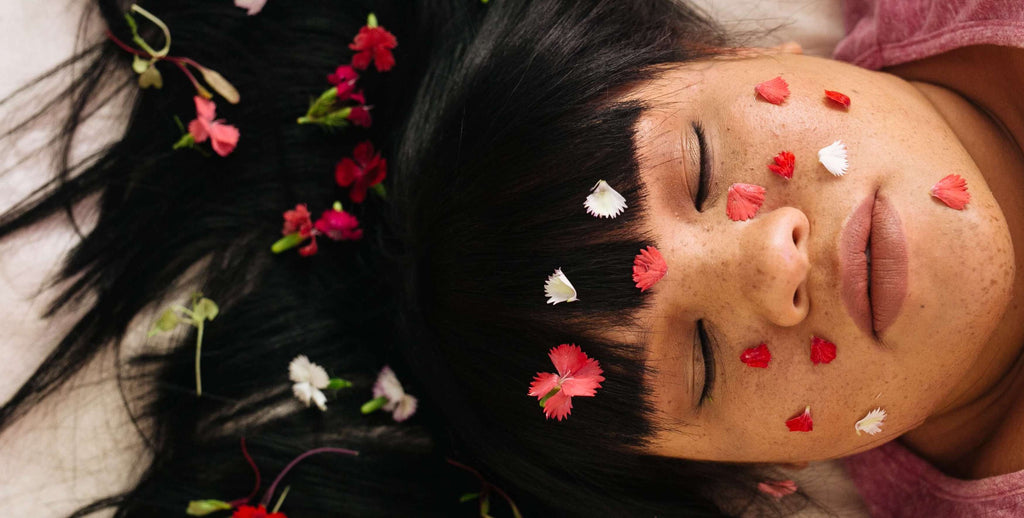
(313, 208, 363, 241)
(187, 96, 240, 157)
(528, 344, 605, 421)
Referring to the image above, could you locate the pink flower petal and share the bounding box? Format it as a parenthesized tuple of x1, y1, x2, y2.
(193, 96, 217, 121)
(527, 372, 560, 398)
(825, 90, 851, 108)
(810, 336, 837, 365)
(755, 76, 790, 105)
(785, 406, 813, 432)
(758, 480, 798, 499)
(542, 390, 573, 421)
(768, 151, 795, 179)
(740, 343, 771, 368)
(632, 246, 667, 292)
(726, 183, 766, 221)
(930, 174, 970, 210)
(208, 122, 240, 157)
(188, 118, 211, 143)
(528, 344, 604, 420)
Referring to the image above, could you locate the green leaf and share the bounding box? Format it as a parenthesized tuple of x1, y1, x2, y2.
(192, 297, 219, 322)
(173, 133, 196, 151)
(148, 308, 180, 336)
(459, 492, 480, 503)
(271, 232, 305, 253)
(480, 492, 492, 517)
(327, 378, 353, 390)
(185, 499, 232, 516)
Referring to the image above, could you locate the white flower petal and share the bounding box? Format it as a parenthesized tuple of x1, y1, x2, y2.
(544, 268, 578, 305)
(292, 382, 314, 406)
(311, 389, 328, 411)
(289, 354, 331, 389)
(818, 140, 849, 177)
(373, 365, 406, 402)
(584, 180, 627, 218)
(392, 395, 418, 422)
(855, 407, 887, 436)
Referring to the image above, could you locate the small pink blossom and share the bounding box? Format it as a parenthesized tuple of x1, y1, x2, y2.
(314, 208, 363, 241)
(282, 204, 314, 237)
(187, 96, 240, 157)
(335, 141, 387, 203)
(528, 344, 605, 421)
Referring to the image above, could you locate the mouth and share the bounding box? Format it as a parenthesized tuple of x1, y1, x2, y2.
(840, 192, 908, 338)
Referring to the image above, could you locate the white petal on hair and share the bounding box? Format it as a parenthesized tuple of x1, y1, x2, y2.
(544, 268, 578, 305)
(392, 394, 418, 422)
(584, 180, 627, 218)
(289, 355, 330, 389)
(855, 408, 887, 436)
(818, 140, 849, 177)
(373, 366, 407, 403)
(234, 0, 268, 15)
(311, 389, 328, 411)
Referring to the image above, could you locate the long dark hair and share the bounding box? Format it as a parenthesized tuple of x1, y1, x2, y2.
(0, 0, 817, 516)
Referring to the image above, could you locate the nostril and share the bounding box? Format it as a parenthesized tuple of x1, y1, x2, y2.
(793, 288, 801, 307)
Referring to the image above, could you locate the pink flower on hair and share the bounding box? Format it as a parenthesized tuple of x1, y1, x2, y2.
(328, 65, 366, 104)
(232, 505, 286, 518)
(187, 96, 240, 157)
(632, 246, 667, 292)
(347, 105, 372, 128)
(528, 344, 605, 421)
(328, 65, 359, 86)
(349, 24, 398, 72)
(335, 141, 387, 203)
(282, 204, 314, 237)
(314, 208, 363, 241)
(234, 0, 268, 16)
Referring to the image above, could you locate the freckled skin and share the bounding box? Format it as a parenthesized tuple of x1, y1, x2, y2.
(628, 51, 1024, 467)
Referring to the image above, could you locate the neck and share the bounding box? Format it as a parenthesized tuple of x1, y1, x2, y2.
(887, 45, 1024, 479)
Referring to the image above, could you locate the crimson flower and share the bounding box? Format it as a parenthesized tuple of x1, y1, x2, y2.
(281, 204, 318, 256)
(740, 343, 771, 368)
(327, 65, 366, 104)
(768, 151, 795, 179)
(349, 24, 398, 72)
(232, 505, 286, 518)
(327, 65, 359, 86)
(632, 246, 668, 292)
(335, 141, 387, 203)
(347, 105, 372, 128)
(314, 208, 363, 241)
(528, 344, 605, 421)
(810, 336, 837, 365)
(187, 96, 240, 157)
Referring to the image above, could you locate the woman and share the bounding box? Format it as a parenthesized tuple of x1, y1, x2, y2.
(1, 0, 1021, 516)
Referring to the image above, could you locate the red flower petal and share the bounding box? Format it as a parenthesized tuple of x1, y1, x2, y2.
(335, 141, 387, 203)
(528, 372, 560, 398)
(528, 344, 604, 420)
(282, 204, 313, 236)
(632, 246, 668, 292)
(542, 389, 574, 421)
(785, 406, 813, 432)
(767, 151, 795, 179)
(313, 209, 363, 241)
(233, 505, 287, 518)
(755, 76, 790, 105)
(349, 26, 398, 72)
(825, 89, 851, 108)
(930, 174, 970, 210)
(298, 236, 318, 257)
(810, 336, 837, 365)
(194, 95, 217, 121)
(740, 343, 771, 368)
(726, 183, 766, 221)
(348, 106, 372, 128)
(327, 65, 359, 85)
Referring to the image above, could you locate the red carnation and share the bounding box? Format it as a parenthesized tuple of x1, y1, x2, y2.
(347, 105, 372, 128)
(282, 204, 314, 237)
(349, 24, 397, 72)
(327, 65, 359, 86)
(335, 141, 387, 203)
(232, 505, 286, 518)
(314, 208, 363, 241)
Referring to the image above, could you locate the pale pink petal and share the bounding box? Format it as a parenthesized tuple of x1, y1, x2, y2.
(208, 122, 240, 157)
(234, 0, 268, 15)
(188, 118, 210, 143)
(193, 96, 217, 121)
(392, 394, 417, 422)
(758, 480, 798, 499)
(542, 390, 573, 421)
(373, 365, 406, 402)
(528, 372, 560, 397)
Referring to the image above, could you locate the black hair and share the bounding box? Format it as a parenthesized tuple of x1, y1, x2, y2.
(0, 0, 820, 516)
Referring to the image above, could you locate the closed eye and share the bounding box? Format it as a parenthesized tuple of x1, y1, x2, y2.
(693, 121, 711, 212)
(697, 319, 715, 406)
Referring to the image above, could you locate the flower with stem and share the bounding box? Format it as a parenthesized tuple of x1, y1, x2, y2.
(361, 366, 418, 422)
(148, 292, 219, 396)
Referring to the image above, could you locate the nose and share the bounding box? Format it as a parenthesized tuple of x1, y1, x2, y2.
(737, 207, 811, 327)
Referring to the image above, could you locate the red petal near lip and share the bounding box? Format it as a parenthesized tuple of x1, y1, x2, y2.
(755, 76, 790, 105)
(740, 343, 772, 368)
(727, 183, 766, 221)
(785, 406, 813, 432)
(930, 174, 970, 210)
(825, 90, 851, 108)
(810, 336, 837, 365)
(768, 151, 795, 179)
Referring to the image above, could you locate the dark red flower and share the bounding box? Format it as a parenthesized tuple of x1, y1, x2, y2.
(282, 204, 313, 237)
(335, 141, 387, 203)
(810, 336, 837, 365)
(327, 65, 359, 86)
(768, 151, 795, 179)
(313, 208, 363, 241)
(740, 343, 771, 368)
(349, 25, 398, 72)
(785, 406, 813, 432)
(347, 105, 372, 128)
(232, 505, 286, 518)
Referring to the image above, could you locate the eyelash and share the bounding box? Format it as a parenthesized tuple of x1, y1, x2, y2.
(697, 319, 715, 406)
(693, 122, 711, 212)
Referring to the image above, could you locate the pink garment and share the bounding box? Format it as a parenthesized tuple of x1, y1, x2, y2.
(833, 0, 1024, 70)
(844, 441, 1024, 517)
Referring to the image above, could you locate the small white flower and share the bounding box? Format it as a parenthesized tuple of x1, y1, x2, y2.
(855, 407, 887, 436)
(544, 268, 578, 305)
(818, 140, 849, 176)
(234, 0, 268, 15)
(290, 355, 331, 411)
(584, 180, 627, 218)
(373, 366, 418, 422)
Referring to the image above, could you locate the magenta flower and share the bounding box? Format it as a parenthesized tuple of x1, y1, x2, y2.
(349, 24, 398, 72)
(187, 96, 240, 157)
(528, 344, 605, 421)
(335, 141, 387, 203)
(313, 208, 363, 241)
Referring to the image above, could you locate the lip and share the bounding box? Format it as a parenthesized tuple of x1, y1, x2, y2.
(839, 193, 908, 337)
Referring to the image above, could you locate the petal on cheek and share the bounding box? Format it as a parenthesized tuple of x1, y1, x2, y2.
(740, 343, 772, 368)
(785, 406, 813, 432)
(930, 174, 970, 210)
(810, 336, 837, 365)
(726, 183, 766, 221)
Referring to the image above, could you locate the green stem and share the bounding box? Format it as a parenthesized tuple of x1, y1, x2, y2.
(361, 396, 388, 414)
(195, 321, 204, 396)
(271, 485, 290, 514)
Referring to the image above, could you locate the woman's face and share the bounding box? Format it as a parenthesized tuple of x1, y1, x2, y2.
(633, 52, 1016, 463)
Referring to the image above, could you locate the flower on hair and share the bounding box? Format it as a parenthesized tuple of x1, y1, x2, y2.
(349, 13, 398, 72)
(335, 141, 387, 203)
(289, 355, 331, 411)
(726, 183, 766, 221)
(234, 0, 267, 16)
(232, 505, 286, 518)
(930, 174, 970, 210)
(810, 336, 837, 365)
(186, 499, 233, 516)
(768, 151, 795, 179)
(633, 246, 668, 292)
(786, 406, 813, 432)
(755, 76, 790, 105)
(818, 140, 848, 177)
(528, 344, 605, 421)
(171, 96, 240, 157)
(825, 90, 851, 108)
(758, 480, 798, 499)
(314, 207, 364, 240)
(328, 65, 366, 104)
(855, 408, 887, 436)
(272, 202, 363, 256)
(584, 180, 627, 218)
(544, 268, 578, 304)
(740, 343, 772, 368)
(362, 366, 418, 422)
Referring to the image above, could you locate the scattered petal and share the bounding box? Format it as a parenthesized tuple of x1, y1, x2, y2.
(755, 76, 790, 105)
(758, 480, 798, 499)
(335, 141, 386, 203)
(349, 23, 398, 72)
(232, 505, 286, 518)
(930, 174, 970, 210)
(818, 140, 848, 177)
(632, 246, 668, 292)
(786, 406, 813, 432)
(825, 89, 851, 108)
(528, 344, 605, 420)
(289, 355, 330, 411)
(313, 208, 363, 241)
(726, 183, 766, 221)
(373, 366, 418, 422)
(768, 151, 795, 179)
(544, 268, 578, 304)
(855, 407, 887, 436)
(185, 96, 240, 157)
(584, 180, 628, 218)
(740, 343, 772, 368)
(810, 336, 837, 365)
(234, 0, 268, 16)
